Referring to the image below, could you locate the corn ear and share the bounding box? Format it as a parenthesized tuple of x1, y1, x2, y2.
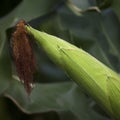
(26, 25, 120, 120)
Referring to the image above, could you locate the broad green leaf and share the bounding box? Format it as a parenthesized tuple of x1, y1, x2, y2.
(4, 79, 108, 120)
(100, 11, 120, 61)
(26, 26, 120, 119)
(4, 80, 72, 113)
(0, 42, 11, 94)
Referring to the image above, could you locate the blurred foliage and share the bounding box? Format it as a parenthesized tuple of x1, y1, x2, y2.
(0, 0, 120, 120)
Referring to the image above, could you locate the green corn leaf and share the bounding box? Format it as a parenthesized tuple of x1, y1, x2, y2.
(26, 25, 120, 120)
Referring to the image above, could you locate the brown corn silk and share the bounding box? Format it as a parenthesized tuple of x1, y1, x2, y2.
(11, 20, 36, 94)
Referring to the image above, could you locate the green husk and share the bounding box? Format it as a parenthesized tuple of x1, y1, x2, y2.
(26, 25, 120, 120)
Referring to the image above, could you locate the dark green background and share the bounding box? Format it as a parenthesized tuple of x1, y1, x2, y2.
(0, 0, 120, 120)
